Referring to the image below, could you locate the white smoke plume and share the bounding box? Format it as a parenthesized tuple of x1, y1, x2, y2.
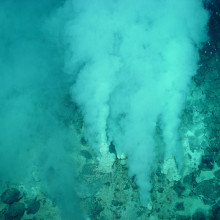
(62, 0, 209, 203)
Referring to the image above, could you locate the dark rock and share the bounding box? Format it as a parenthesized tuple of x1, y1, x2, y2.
(199, 155, 214, 170)
(175, 202, 184, 211)
(195, 179, 220, 201)
(155, 169, 165, 183)
(26, 198, 40, 215)
(131, 178, 138, 190)
(90, 202, 104, 217)
(212, 201, 220, 219)
(155, 208, 160, 213)
(214, 154, 220, 166)
(5, 202, 25, 220)
(0, 208, 7, 219)
(1, 188, 21, 204)
(85, 197, 104, 218)
(112, 200, 123, 207)
(105, 182, 110, 186)
(201, 196, 215, 205)
(81, 137, 87, 145)
(158, 187, 164, 193)
(24, 219, 36, 220)
(123, 183, 129, 190)
(209, 138, 220, 154)
(183, 173, 196, 187)
(109, 142, 117, 155)
(137, 209, 145, 217)
(192, 210, 207, 220)
(211, 142, 220, 154)
(173, 182, 186, 197)
(113, 210, 121, 219)
(176, 215, 191, 220)
(214, 169, 220, 179)
(80, 150, 92, 159)
(5, 215, 21, 220)
(203, 147, 212, 156)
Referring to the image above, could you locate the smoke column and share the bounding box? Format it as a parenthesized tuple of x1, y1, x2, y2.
(62, 0, 209, 203)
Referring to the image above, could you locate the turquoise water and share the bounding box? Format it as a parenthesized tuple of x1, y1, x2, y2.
(0, 0, 219, 219)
